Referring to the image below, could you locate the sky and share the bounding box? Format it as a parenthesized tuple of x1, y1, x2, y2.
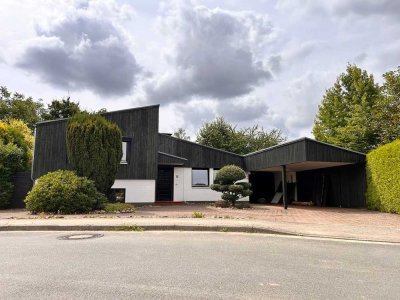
(0, 0, 399, 139)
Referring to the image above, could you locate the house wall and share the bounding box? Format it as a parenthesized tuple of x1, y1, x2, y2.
(32, 105, 159, 180)
(173, 167, 249, 202)
(112, 179, 155, 203)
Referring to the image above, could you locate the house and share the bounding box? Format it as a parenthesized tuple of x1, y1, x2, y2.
(32, 105, 366, 208)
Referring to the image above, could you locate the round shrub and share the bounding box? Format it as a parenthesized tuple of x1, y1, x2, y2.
(25, 170, 107, 214)
(214, 165, 246, 185)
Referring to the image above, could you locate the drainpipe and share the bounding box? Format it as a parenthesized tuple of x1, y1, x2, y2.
(281, 165, 288, 209)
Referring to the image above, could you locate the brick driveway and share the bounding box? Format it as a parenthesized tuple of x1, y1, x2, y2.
(134, 203, 400, 226)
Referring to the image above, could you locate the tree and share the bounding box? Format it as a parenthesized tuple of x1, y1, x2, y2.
(375, 67, 400, 145)
(196, 117, 286, 154)
(0, 119, 33, 170)
(66, 112, 122, 195)
(173, 128, 191, 140)
(0, 86, 44, 129)
(313, 65, 382, 153)
(41, 97, 81, 120)
(211, 165, 252, 207)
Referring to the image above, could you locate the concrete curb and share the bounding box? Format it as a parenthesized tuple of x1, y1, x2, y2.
(1, 224, 399, 244)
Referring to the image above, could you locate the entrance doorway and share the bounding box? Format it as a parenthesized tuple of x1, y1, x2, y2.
(156, 166, 173, 201)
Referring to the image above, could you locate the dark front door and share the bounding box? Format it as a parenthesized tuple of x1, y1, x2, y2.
(156, 166, 173, 201)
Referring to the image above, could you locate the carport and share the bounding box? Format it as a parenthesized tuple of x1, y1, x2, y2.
(244, 138, 366, 209)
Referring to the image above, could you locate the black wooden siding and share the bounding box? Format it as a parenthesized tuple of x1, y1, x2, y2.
(158, 152, 188, 165)
(158, 134, 244, 169)
(244, 139, 307, 171)
(32, 105, 159, 180)
(296, 163, 366, 208)
(305, 138, 365, 163)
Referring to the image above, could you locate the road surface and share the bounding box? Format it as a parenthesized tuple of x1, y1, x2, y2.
(0, 231, 399, 299)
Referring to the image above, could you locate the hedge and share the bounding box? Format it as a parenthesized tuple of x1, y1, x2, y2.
(366, 139, 400, 214)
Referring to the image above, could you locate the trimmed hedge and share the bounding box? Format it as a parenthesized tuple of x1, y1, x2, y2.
(66, 112, 122, 195)
(366, 139, 400, 214)
(25, 170, 107, 214)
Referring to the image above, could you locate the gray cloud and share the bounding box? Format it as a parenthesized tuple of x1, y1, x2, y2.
(333, 0, 400, 18)
(144, 3, 273, 103)
(216, 97, 268, 122)
(16, 3, 141, 96)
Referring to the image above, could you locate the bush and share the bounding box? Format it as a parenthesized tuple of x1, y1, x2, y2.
(25, 170, 107, 214)
(0, 141, 25, 208)
(67, 112, 122, 195)
(211, 165, 252, 207)
(192, 212, 205, 218)
(366, 140, 400, 214)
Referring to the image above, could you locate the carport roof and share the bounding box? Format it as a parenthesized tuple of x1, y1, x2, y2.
(244, 137, 365, 172)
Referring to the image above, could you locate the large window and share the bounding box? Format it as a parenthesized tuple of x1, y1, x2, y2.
(192, 168, 209, 187)
(213, 168, 220, 184)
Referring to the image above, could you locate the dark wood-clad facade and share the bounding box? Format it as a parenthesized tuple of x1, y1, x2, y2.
(158, 134, 244, 168)
(32, 105, 159, 180)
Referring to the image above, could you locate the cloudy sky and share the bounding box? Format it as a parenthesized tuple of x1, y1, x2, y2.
(1, 0, 399, 139)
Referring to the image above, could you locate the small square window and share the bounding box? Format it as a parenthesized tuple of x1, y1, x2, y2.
(192, 168, 209, 187)
(110, 189, 126, 203)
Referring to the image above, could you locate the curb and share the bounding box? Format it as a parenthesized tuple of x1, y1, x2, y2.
(1, 224, 399, 244)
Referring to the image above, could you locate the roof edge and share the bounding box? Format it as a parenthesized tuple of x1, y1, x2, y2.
(159, 133, 244, 157)
(35, 104, 160, 126)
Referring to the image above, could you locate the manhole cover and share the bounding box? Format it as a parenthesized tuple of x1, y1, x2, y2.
(57, 233, 104, 240)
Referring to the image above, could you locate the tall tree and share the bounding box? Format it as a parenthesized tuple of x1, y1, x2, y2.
(313, 65, 382, 153)
(196, 117, 286, 154)
(0, 86, 44, 130)
(41, 97, 81, 120)
(173, 128, 191, 140)
(375, 67, 400, 145)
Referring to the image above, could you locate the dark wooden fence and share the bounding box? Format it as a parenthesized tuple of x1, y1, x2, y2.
(11, 172, 32, 208)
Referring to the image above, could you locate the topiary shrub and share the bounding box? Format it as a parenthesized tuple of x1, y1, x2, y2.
(211, 165, 252, 207)
(25, 170, 107, 214)
(366, 140, 400, 214)
(66, 112, 122, 195)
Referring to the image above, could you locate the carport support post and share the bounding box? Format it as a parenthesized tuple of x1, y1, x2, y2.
(281, 165, 288, 209)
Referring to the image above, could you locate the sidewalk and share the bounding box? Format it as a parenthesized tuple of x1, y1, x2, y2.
(1, 204, 400, 243)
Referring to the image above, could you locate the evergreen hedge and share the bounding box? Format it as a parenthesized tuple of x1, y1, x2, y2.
(66, 113, 122, 195)
(366, 139, 400, 214)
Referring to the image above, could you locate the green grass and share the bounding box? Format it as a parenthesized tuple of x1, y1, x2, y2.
(192, 212, 205, 218)
(113, 225, 144, 231)
(104, 203, 135, 213)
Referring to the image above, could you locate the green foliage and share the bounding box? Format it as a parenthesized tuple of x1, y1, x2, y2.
(196, 117, 286, 154)
(0, 140, 25, 208)
(366, 140, 400, 214)
(66, 112, 122, 195)
(0, 119, 33, 169)
(375, 67, 400, 146)
(173, 128, 190, 140)
(192, 211, 205, 218)
(211, 165, 252, 206)
(0, 86, 45, 130)
(215, 165, 246, 184)
(313, 64, 382, 153)
(25, 170, 107, 214)
(103, 203, 135, 213)
(41, 97, 81, 120)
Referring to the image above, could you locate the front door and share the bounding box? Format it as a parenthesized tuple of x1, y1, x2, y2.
(156, 166, 173, 201)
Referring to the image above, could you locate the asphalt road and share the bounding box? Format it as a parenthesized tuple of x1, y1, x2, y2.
(0, 232, 399, 299)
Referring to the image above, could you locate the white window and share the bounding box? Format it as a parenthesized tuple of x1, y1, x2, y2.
(121, 141, 128, 164)
(192, 168, 209, 187)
